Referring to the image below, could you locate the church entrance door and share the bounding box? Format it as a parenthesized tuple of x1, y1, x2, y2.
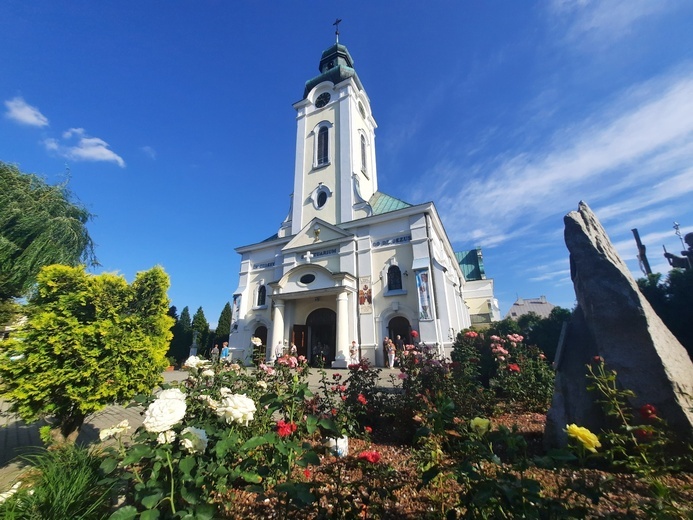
(292, 325, 308, 358)
(253, 326, 268, 365)
(306, 308, 336, 366)
(388, 316, 412, 346)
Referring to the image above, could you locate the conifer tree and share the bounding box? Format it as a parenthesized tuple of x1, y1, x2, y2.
(191, 306, 210, 355)
(0, 265, 173, 441)
(215, 302, 232, 345)
(168, 305, 192, 363)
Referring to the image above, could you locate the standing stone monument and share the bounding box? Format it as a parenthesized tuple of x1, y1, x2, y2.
(545, 202, 693, 447)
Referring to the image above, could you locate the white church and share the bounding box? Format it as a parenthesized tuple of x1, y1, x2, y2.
(228, 37, 500, 367)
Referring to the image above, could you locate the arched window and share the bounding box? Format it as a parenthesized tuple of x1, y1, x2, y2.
(317, 126, 329, 166)
(360, 134, 367, 172)
(257, 285, 266, 307)
(387, 265, 402, 291)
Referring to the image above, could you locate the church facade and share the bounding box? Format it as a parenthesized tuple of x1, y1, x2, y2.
(228, 40, 496, 366)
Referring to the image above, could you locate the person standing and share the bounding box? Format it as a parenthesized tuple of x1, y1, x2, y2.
(349, 340, 359, 365)
(395, 335, 404, 352)
(387, 339, 396, 369)
(220, 341, 230, 362)
(211, 344, 220, 363)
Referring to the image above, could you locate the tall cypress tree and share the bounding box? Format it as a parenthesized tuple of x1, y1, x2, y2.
(191, 306, 210, 356)
(215, 302, 232, 345)
(168, 305, 192, 364)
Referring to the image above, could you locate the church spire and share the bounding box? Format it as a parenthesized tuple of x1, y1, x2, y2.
(333, 18, 342, 43)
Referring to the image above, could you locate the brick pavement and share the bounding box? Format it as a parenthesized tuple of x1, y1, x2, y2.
(0, 367, 399, 493)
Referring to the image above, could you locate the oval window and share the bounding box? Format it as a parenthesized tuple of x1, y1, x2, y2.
(317, 191, 327, 208)
(300, 274, 316, 284)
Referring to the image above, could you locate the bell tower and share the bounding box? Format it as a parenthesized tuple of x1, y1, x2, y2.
(286, 31, 378, 237)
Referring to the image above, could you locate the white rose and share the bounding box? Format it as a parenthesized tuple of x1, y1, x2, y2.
(216, 393, 256, 426)
(198, 394, 219, 411)
(157, 430, 177, 444)
(183, 356, 211, 369)
(219, 387, 233, 397)
(143, 397, 187, 433)
(180, 426, 208, 453)
(201, 369, 215, 378)
(256, 380, 268, 390)
(99, 419, 131, 441)
(157, 388, 186, 401)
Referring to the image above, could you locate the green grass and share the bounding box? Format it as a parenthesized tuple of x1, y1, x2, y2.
(0, 444, 115, 520)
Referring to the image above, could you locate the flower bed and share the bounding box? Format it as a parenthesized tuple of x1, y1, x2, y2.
(27, 333, 691, 519)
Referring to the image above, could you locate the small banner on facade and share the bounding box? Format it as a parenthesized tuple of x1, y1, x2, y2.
(415, 269, 432, 320)
(358, 277, 372, 314)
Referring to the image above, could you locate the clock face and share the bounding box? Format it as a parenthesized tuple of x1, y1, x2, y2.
(315, 92, 331, 108)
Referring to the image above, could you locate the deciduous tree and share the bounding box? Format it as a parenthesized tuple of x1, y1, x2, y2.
(0, 162, 97, 303)
(0, 264, 173, 442)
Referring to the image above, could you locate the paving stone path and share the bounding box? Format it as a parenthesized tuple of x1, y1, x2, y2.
(0, 367, 399, 493)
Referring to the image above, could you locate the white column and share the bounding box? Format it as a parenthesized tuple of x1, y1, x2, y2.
(269, 300, 285, 362)
(332, 291, 350, 368)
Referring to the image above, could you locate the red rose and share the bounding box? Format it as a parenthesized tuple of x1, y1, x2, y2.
(634, 428, 653, 442)
(303, 468, 311, 479)
(640, 404, 658, 421)
(276, 419, 297, 437)
(364, 426, 373, 434)
(411, 330, 419, 338)
(357, 394, 368, 405)
(508, 363, 521, 373)
(358, 450, 381, 463)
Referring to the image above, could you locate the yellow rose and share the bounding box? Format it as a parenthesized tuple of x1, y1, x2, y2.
(470, 417, 491, 436)
(565, 424, 601, 453)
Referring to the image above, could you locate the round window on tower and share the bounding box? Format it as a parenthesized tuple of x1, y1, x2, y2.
(310, 183, 333, 210)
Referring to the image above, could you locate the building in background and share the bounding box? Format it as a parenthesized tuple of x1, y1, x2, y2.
(229, 38, 497, 366)
(506, 296, 555, 321)
(456, 248, 500, 328)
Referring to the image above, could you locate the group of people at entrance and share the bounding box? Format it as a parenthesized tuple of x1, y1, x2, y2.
(210, 342, 230, 363)
(383, 335, 405, 368)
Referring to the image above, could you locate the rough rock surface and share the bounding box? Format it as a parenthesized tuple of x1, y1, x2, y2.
(545, 202, 693, 447)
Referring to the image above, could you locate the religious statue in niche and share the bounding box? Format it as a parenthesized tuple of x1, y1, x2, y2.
(358, 277, 372, 314)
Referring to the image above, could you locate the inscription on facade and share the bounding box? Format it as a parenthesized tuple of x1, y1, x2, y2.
(253, 261, 275, 270)
(372, 234, 411, 248)
(303, 248, 337, 260)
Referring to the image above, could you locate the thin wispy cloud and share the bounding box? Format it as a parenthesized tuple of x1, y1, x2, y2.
(141, 146, 157, 159)
(549, 0, 676, 46)
(4, 96, 49, 127)
(44, 127, 125, 168)
(433, 67, 693, 246)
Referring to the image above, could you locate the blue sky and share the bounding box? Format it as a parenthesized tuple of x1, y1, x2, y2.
(2, 1, 693, 327)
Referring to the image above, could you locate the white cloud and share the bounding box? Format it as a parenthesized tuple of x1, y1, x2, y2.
(4, 97, 49, 127)
(141, 146, 157, 159)
(43, 127, 125, 168)
(433, 67, 693, 246)
(549, 0, 676, 45)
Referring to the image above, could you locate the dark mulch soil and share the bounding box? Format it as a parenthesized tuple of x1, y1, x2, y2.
(217, 413, 693, 518)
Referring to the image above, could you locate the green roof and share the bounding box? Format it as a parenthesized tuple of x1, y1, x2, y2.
(369, 191, 412, 215)
(455, 248, 486, 281)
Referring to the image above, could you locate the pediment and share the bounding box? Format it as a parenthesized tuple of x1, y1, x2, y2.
(283, 218, 353, 251)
